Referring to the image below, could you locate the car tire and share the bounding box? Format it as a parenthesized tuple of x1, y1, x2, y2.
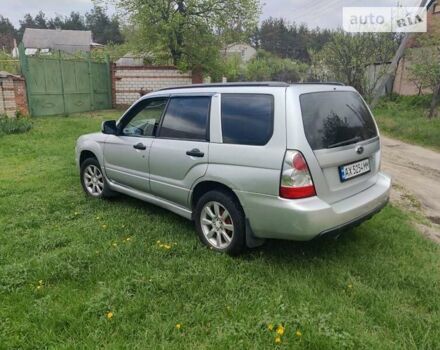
(194, 190, 246, 256)
(80, 158, 114, 198)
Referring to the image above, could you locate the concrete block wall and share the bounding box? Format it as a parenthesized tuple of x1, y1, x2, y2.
(112, 65, 193, 108)
(0, 75, 28, 117)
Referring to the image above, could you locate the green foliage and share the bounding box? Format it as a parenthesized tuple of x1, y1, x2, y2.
(117, 0, 260, 72)
(0, 15, 16, 51)
(313, 31, 398, 96)
(255, 18, 332, 63)
(0, 115, 32, 136)
(0, 51, 20, 74)
(374, 95, 440, 150)
(408, 21, 440, 118)
(86, 6, 124, 44)
(0, 111, 440, 348)
(222, 50, 308, 82)
(15, 7, 123, 44)
(246, 50, 308, 82)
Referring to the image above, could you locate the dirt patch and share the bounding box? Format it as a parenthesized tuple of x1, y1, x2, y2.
(382, 136, 440, 243)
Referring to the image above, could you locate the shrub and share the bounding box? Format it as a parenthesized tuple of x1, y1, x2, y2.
(0, 115, 32, 136)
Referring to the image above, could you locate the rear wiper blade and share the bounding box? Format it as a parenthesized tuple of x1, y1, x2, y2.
(327, 136, 362, 149)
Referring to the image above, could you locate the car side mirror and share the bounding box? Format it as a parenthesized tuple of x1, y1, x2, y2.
(101, 120, 118, 135)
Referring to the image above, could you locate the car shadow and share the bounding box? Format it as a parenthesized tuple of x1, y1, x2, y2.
(105, 193, 372, 262)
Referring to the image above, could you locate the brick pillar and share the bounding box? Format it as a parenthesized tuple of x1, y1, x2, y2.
(13, 78, 29, 116)
(191, 67, 203, 84)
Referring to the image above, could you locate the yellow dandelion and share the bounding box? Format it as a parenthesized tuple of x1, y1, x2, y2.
(163, 244, 171, 249)
(156, 240, 161, 244)
(38, 280, 43, 285)
(96, 216, 100, 220)
(102, 224, 107, 229)
(106, 311, 113, 320)
(348, 283, 353, 289)
(74, 211, 79, 216)
(267, 323, 274, 331)
(175, 323, 182, 330)
(36, 285, 42, 290)
(275, 336, 282, 344)
(112, 242, 117, 247)
(276, 325, 285, 336)
(126, 237, 132, 241)
(295, 330, 302, 337)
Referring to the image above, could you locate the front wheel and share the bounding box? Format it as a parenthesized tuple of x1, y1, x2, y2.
(80, 158, 114, 198)
(194, 190, 246, 255)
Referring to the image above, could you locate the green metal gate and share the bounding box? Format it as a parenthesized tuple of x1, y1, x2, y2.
(19, 45, 112, 116)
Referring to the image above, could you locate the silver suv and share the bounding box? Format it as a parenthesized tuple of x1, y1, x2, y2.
(76, 82, 391, 255)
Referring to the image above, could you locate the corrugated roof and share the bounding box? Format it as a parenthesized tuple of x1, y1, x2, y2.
(23, 28, 93, 53)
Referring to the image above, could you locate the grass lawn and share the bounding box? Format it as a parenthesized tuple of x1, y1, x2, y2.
(374, 95, 440, 151)
(1, 111, 439, 349)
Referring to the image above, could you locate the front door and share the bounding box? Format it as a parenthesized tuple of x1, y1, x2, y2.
(103, 98, 168, 192)
(149, 95, 211, 207)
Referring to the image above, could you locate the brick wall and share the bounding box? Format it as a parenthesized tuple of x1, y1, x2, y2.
(0, 74, 28, 117)
(112, 65, 193, 108)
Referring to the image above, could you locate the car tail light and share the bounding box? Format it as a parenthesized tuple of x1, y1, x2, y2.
(280, 150, 316, 199)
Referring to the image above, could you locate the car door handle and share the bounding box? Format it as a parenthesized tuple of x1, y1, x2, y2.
(133, 143, 147, 150)
(186, 148, 204, 157)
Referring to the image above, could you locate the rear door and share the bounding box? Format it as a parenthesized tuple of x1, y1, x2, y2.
(149, 95, 211, 207)
(293, 88, 380, 204)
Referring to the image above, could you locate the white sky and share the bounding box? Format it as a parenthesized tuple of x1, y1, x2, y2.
(1, 0, 423, 29)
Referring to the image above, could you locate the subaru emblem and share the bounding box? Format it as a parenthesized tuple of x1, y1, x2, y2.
(356, 146, 364, 154)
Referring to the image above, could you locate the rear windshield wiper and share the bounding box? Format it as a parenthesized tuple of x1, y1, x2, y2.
(327, 136, 362, 149)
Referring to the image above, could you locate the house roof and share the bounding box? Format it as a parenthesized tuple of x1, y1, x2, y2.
(23, 28, 93, 53)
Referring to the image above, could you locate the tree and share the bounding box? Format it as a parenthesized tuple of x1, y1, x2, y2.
(86, 6, 124, 44)
(221, 50, 308, 83)
(408, 21, 440, 118)
(48, 12, 87, 31)
(256, 18, 333, 63)
(0, 15, 16, 51)
(16, 7, 123, 45)
(117, 0, 260, 74)
(316, 31, 398, 96)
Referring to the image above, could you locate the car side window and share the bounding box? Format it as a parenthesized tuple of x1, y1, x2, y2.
(221, 94, 274, 145)
(159, 96, 211, 141)
(121, 98, 168, 137)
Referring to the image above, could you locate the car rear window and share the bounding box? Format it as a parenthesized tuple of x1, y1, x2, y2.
(221, 94, 274, 146)
(300, 91, 378, 150)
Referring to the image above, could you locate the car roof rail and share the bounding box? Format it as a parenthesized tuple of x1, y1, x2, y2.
(158, 81, 346, 92)
(158, 82, 290, 91)
(298, 81, 345, 86)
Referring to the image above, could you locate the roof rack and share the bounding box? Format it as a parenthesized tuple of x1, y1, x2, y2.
(159, 82, 289, 91)
(300, 81, 345, 86)
(158, 81, 345, 91)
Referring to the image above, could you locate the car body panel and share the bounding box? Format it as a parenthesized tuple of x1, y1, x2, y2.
(103, 135, 153, 192)
(149, 138, 209, 207)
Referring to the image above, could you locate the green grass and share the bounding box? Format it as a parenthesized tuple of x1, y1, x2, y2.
(1, 111, 439, 349)
(374, 95, 440, 150)
(0, 115, 33, 136)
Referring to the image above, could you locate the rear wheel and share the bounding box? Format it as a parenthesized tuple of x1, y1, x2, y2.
(195, 190, 245, 255)
(80, 158, 114, 198)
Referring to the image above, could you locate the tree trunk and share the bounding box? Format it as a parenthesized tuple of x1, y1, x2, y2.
(428, 84, 440, 119)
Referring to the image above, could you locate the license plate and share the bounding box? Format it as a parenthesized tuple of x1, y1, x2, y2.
(339, 159, 370, 182)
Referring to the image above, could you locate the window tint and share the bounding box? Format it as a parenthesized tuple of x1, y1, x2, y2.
(122, 98, 167, 137)
(159, 96, 210, 140)
(300, 91, 378, 150)
(221, 94, 274, 145)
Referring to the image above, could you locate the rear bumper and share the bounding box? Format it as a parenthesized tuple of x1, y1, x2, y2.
(238, 172, 391, 241)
